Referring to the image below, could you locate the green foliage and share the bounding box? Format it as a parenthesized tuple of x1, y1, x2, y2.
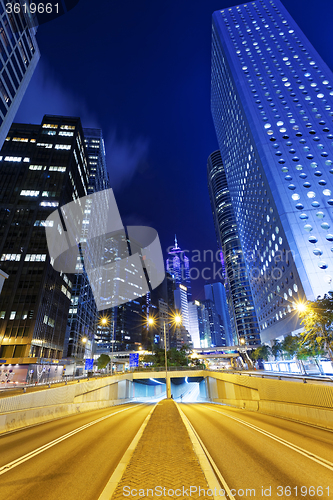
(299, 293, 333, 361)
(251, 344, 271, 361)
(141, 346, 189, 367)
(281, 335, 300, 359)
(97, 354, 110, 369)
(271, 339, 283, 359)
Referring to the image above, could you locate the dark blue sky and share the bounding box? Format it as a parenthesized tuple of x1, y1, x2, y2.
(15, 0, 333, 299)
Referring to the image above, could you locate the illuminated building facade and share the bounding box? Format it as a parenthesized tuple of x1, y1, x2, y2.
(211, 0, 333, 344)
(204, 281, 233, 346)
(207, 150, 260, 345)
(166, 236, 191, 301)
(188, 300, 211, 348)
(0, 1, 40, 148)
(65, 128, 110, 360)
(0, 115, 88, 366)
(202, 298, 226, 347)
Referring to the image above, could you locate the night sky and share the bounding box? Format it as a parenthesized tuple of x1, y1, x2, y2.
(15, 0, 333, 299)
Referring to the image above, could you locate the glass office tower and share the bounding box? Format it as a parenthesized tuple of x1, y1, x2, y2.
(212, 0, 333, 344)
(0, 1, 40, 148)
(65, 128, 110, 360)
(204, 281, 233, 346)
(0, 115, 89, 366)
(166, 236, 192, 301)
(207, 150, 260, 345)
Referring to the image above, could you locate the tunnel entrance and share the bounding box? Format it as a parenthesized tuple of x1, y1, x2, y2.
(132, 376, 206, 402)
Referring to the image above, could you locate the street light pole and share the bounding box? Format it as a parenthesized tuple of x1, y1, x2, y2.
(163, 319, 171, 399)
(111, 318, 114, 375)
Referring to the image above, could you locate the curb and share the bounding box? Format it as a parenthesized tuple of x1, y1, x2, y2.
(97, 403, 157, 500)
(175, 402, 235, 500)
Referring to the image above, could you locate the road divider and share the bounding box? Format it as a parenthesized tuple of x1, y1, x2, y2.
(98, 403, 156, 500)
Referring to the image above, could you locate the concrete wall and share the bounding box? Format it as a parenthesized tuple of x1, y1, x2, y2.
(205, 372, 333, 430)
(0, 374, 133, 434)
(2, 369, 333, 435)
(132, 382, 165, 399)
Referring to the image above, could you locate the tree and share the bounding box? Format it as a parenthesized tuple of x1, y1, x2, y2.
(281, 335, 300, 359)
(298, 294, 333, 362)
(97, 354, 110, 369)
(141, 346, 190, 367)
(271, 339, 283, 360)
(251, 344, 272, 361)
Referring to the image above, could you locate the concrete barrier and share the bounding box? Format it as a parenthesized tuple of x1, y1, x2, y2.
(0, 374, 133, 434)
(205, 372, 333, 430)
(2, 369, 333, 434)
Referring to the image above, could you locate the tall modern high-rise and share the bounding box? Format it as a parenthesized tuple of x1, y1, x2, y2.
(207, 150, 260, 345)
(0, 115, 89, 368)
(188, 300, 211, 348)
(204, 282, 233, 346)
(0, 2, 40, 147)
(202, 298, 225, 347)
(166, 236, 191, 301)
(65, 128, 110, 360)
(212, 0, 333, 344)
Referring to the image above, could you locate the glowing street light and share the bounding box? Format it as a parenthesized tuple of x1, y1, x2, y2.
(295, 302, 307, 313)
(81, 336, 88, 344)
(173, 314, 181, 326)
(98, 314, 114, 375)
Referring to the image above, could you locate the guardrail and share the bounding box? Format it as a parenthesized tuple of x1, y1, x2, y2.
(131, 366, 204, 373)
(208, 369, 333, 384)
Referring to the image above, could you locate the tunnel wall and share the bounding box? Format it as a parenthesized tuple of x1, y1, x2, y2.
(132, 382, 165, 398)
(206, 372, 333, 430)
(0, 374, 133, 434)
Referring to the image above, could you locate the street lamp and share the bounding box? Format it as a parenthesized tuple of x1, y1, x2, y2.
(295, 302, 307, 314)
(147, 312, 183, 399)
(238, 336, 253, 369)
(98, 314, 115, 375)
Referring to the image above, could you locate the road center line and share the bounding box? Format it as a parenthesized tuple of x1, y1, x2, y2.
(204, 405, 333, 472)
(0, 404, 141, 476)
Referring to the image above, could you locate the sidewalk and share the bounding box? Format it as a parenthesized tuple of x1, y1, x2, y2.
(111, 399, 214, 500)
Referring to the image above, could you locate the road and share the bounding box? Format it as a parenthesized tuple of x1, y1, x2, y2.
(1, 400, 333, 500)
(0, 403, 152, 500)
(180, 403, 333, 500)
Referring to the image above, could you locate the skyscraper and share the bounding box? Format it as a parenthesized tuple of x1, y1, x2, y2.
(65, 128, 110, 360)
(207, 150, 260, 345)
(202, 298, 225, 347)
(211, 0, 333, 344)
(204, 282, 233, 346)
(0, 2, 40, 147)
(174, 284, 190, 333)
(188, 300, 211, 348)
(0, 115, 89, 367)
(166, 236, 191, 301)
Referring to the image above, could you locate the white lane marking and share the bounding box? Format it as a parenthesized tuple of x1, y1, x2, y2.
(0, 405, 141, 476)
(203, 405, 333, 472)
(98, 404, 156, 500)
(178, 404, 235, 500)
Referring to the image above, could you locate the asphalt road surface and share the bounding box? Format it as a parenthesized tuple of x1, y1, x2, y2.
(180, 403, 333, 500)
(1, 401, 333, 500)
(0, 403, 152, 500)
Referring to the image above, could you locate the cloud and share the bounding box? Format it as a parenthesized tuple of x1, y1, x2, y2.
(15, 60, 100, 128)
(15, 60, 150, 190)
(105, 131, 150, 190)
